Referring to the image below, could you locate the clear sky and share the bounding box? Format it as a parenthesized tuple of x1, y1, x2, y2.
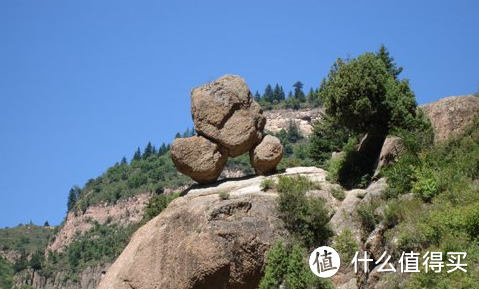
(0, 0, 478, 228)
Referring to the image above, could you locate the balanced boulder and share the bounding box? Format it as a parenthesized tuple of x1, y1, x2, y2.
(172, 75, 283, 184)
(170, 136, 228, 184)
(250, 135, 284, 175)
(191, 74, 266, 157)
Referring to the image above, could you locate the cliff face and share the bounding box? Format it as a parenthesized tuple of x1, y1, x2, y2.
(47, 193, 150, 253)
(263, 107, 323, 137)
(13, 265, 108, 289)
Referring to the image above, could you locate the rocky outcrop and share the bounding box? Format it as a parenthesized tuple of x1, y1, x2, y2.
(171, 135, 229, 184)
(263, 107, 324, 137)
(191, 74, 266, 157)
(421, 95, 479, 142)
(47, 193, 150, 253)
(373, 136, 404, 178)
(250, 135, 284, 175)
(13, 264, 108, 289)
(98, 167, 390, 289)
(172, 75, 283, 184)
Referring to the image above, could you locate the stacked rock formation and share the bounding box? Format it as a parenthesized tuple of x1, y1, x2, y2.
(171, 75, 284, 184)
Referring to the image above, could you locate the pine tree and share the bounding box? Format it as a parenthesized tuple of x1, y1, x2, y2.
(258, 242, 288, 289)
(174, 132, 181, 139)
(120, 156, 128, 165)
(263, 84, 274, 103)
(287, 90, 293, 98)
(132, 147, 142, 161)
(293, 81, 306, 102)
(285, 245, 312, 289)
(376, 44, 403, 79)
(44, 221, 49, 226)
(273, 84, 281, 103)
(143, 142, 154, 159)
(67, 186, 80, 211)
(254, 90, 261, 101)
(278, 86, 285, 101)
(158, 143, 168, 155)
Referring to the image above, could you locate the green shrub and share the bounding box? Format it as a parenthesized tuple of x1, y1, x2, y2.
(326, 137, 374, 189)
(330, 186, 345, 201)
(0, 256, 13, 289)
(260, 178, 275, 192)
(277, 176, 332, 248)
(308, 116, 350, 167)
(356, 199, 383, 234)
(218, 191, 230, 200)
(258, 242, 288, 289)
(143, 193, 179, 221)
(333, 229, 358, 262)
(258, 242, 334, 289)
(411, 167, 438, 201)
(465, 202, 479, 240)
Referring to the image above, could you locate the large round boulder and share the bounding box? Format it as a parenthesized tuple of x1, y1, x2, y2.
(170, 136, 228, 184)
(191, 75, 266, 157)
(250, 135, 284, 175)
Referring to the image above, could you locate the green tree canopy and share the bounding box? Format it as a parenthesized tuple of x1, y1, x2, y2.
(320, 51, 417, 137)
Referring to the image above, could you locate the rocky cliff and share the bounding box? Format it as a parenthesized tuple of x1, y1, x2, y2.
(263, 108, 323, 137)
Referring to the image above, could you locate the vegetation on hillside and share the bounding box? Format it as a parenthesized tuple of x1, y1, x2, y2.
(8, 44, 476, 289)
(308, 45, 431, 189)
(258, 175, 333, 289)
(259, 242, 333, 289)
(254, 81, 322, 111)
(380, 118, 479, 287)
(0, 256, 14, 289)
(0, 224, 55, 253)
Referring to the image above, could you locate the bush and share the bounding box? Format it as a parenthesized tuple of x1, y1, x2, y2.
(327, 137, 374, 189)
(260, 178, 275, 192)
(277, 176, 332, 248)
(333, 229, 358, 262)
(330, 186, 345, 201)
(308, 116, 350, 167)
(258, 242, 288, 289)
(218, 191, 230, 200)
(0, 257, 13, 289)
(465, 202, 479, 240)
(411, 167, 438, 201)
(258, 242, 334, 289)
(356, 199, 383, 234)
(143, 193, 179, 221)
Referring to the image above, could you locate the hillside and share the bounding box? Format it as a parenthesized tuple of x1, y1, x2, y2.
(0, 106, 320, 289)
(99, 95, 479, 289)
(2, 90, 478, 289)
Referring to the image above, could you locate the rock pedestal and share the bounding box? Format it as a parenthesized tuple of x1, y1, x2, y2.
(171, 75, 284, 183)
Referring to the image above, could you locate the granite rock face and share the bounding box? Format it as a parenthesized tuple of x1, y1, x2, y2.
(421, 95, 479, 142)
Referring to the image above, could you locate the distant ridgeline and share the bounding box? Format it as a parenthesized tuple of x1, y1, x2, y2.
(66, 130, 194, 213)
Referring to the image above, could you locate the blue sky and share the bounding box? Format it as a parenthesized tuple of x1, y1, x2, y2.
(0, 0, 478, 228)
